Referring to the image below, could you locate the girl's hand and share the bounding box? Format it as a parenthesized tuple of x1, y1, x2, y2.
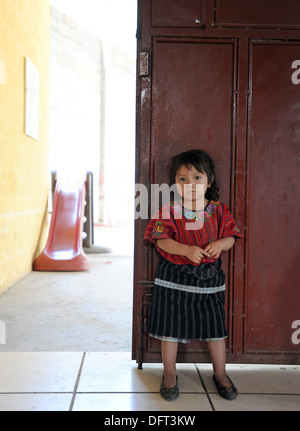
(185, 246, 211, 264)
(204, 237, 235, 259)
(204, 241, 223, 259)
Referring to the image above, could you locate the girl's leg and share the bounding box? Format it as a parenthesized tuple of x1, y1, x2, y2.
(161, 340, 178, 388)
(206, 338, 232, 387)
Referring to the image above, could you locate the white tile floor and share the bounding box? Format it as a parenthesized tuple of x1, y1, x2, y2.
(0, 352, 299, 411)
(0, 227, 299, 412)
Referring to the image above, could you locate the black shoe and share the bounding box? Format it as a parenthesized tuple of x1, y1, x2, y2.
(160, 375, 179, 401)
(213, 375, 238, 400)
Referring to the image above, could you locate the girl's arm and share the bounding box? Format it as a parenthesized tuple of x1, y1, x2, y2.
(156, 238, 211, 264)
(156, 237, 236, 264)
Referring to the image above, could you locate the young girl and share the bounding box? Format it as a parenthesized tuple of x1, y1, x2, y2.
(144, 149, 242, 401)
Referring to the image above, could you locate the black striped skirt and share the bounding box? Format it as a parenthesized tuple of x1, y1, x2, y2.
(147, 258, 228, 342)
(148, 286, 227, 342)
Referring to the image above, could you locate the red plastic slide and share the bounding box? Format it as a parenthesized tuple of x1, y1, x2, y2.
(33, 182, 90, 271)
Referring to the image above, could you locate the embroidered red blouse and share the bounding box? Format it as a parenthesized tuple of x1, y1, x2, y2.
(144, 200, 242, 266)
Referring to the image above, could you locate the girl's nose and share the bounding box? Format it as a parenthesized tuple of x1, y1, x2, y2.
(184, 182, 196, 191)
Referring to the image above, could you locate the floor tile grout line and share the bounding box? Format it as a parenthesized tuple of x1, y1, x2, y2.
(68, 352, 86, 411)
(0, 392, 74, 395)
(74, 391, 206, 394)
(0, 391, 299, 396)
(194, 364, 215, 411)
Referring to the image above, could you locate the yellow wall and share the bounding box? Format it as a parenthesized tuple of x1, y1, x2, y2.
(0, 0, 50, 293)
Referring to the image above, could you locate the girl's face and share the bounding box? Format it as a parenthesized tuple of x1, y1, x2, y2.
(175, 165, 212, 210)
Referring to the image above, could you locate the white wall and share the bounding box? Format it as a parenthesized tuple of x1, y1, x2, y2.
(49, 2, 137, 225)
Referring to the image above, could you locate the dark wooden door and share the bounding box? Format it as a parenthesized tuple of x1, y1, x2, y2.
(245, 41, 300, 358)
(132, 0, 300, 367)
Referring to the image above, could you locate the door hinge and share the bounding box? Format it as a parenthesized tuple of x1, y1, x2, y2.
(139, 52, 150, 77)
(138, 280, 154, 286)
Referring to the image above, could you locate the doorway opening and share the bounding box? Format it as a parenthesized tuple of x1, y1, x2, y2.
(48, 0, 137, 350)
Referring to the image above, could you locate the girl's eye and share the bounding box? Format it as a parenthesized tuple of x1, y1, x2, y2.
(178, 178, 185, 182)
(195, 176, 201, 180)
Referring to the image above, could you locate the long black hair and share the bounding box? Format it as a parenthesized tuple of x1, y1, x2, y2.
(169, 149, 219, 201)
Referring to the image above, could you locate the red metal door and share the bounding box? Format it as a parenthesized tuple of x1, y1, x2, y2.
(245, 41, 300, 359)
(133, 0, 300, 367)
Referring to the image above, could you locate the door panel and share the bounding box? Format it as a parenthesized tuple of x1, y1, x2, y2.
(151, 38, 235, 203)
(152, 0, 203, 27)
(246, 42, 300, 353)
(146, 38, 237, 359)
(215, 0, 300, 28)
